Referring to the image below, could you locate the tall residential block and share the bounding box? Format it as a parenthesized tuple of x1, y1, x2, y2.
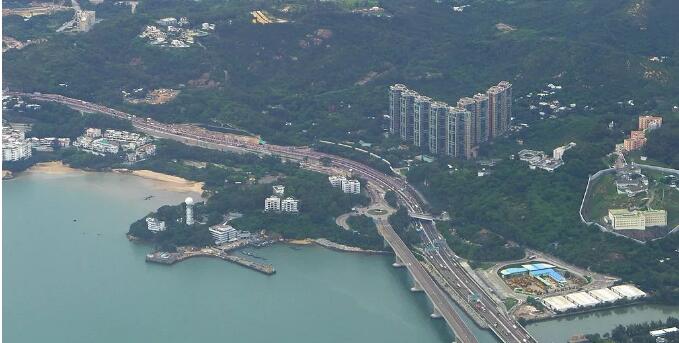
(487, 81, 512, 138)
(399, 89, 418, 141)
(389, 84, 407, 135)
(428, 102, 448, 155)
(445, 107, 473, 159)
(387, 81, 511, 160)
(457, 97, 477, 144)
(473, 93, 490, 143)
(413, 95, 431, 148)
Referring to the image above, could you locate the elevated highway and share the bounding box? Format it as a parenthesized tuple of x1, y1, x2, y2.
(9, 91, 537, 343)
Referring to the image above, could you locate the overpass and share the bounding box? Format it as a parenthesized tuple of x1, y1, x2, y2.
(10, 91, 537, 343)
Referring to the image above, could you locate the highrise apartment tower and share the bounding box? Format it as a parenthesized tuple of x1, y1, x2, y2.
(399, 89, 418, 141)
(413, 95, 431, 148)
(473, 93, 490, 143)
(389, 84, 408, 135)
(457, 97, 477, 144)
(428, 102, 448, 155)
(486, 81, 512, 138)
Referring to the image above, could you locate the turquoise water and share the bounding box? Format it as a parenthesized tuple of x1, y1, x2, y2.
(4, 171, 677, 343)
(526, 304, 679, 342)
(2, 172, 453, 343)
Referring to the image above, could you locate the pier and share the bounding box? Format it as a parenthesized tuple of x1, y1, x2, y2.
(145, 248, 275, 275)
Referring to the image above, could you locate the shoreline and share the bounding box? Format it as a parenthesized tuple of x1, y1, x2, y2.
(116, 169, 205, 194)
(10, 161, 204, 195)
(24, 161, 83, 175)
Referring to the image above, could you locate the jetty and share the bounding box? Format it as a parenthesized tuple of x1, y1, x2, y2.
(145, 247, 275, 275)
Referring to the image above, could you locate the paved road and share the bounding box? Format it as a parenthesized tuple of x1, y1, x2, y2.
(10, 91, 537, 343)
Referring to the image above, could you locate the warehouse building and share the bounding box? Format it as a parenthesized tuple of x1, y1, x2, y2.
(588, 288, 623, 303)
(565, 291, 601, 308)
(611, 284, 647, 300)
(542, 296, 577, 312)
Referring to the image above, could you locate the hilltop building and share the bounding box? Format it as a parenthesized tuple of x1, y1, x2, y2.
(75, 10, 96, 32)
(608, 209, 667, 230)
(272, 185, 285, 196)
(615, 163, 648, 197)
(638, 115, 662, 131)
(388, 81, 511, 159)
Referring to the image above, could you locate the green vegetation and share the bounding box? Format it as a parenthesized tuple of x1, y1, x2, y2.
(503, 297, 518, 311)
(409, 144, 679, 302)
(129, 152, 378, 250)
(387, 208, 420, 246)
(5, 0, 678, 149)
(645, 116, 679, 168)
(440, 222, 524, 262)
(384, 190, 398, 208)
(525, 296, 545, 311)
(586, 317, 679, 343)
(3, 100, 133, 139)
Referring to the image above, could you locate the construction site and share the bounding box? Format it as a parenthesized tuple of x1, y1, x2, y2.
(499, 262, 585, 297)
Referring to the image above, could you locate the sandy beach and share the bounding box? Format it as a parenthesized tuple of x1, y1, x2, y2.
(26, 161, 83, 175)
(19, 162, 204, 194)
(128, 169, 204, 194)
(287, 238, 314, 245)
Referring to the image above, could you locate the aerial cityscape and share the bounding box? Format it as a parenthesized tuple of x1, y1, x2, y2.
(2, 0, 679, 343)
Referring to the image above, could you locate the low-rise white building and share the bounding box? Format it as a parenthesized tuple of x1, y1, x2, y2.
(209, 224, 239, 244)
(341, 179, 361, 194)
(146, 217, 166, 232)
(329, 175, 347, 188)
(281, 197, 299, 213)
(265, 196, 281, 212)
(2, 140, 32, 161)
(91, 138, 120, 154)
(86, 128, 102, 138)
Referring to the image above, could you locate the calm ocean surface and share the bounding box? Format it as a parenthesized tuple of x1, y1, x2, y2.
(3, 172, 676, 343)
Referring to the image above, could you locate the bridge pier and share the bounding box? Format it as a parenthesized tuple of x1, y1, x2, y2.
(430, 307, 442, 319)
(392, 254, 404, 268)
(410, 279, 423, 292)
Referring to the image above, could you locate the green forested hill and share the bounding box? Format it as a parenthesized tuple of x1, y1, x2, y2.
(4, 0, 678, 145)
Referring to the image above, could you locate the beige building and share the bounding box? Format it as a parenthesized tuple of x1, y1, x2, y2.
(608, 209, 667, 230)
(638, 115, 662, 131)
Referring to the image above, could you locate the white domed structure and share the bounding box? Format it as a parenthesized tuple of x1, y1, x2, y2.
(185, 197, 195, 225)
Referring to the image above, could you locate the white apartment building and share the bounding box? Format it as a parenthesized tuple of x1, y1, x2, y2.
(341, 179, 361, 194)
(329, 175, 347, 188)
(145, 217, 166, 232)
(209, 224, 239, 244)
(281, 197, 299, 213)
(91, 138, 120, 154)
(2, 140, 32, 161)
(265, 196, 281, 212)
(85, 128, 102, 138)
